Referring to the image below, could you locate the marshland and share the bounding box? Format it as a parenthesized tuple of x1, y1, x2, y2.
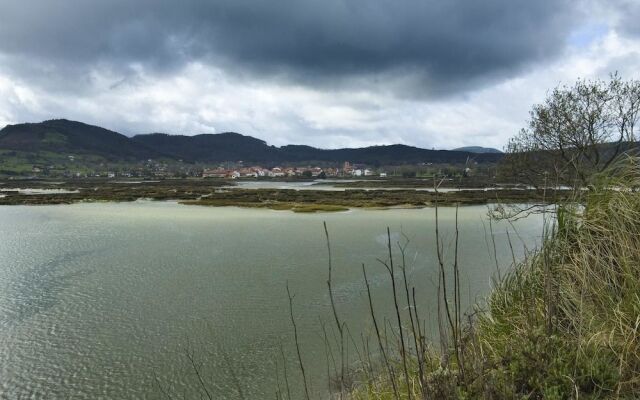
(0, 177, 565, 210)
(2, 1, 640, 397)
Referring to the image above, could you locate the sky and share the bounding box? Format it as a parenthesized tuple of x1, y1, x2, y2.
(1, 0, 639, 150)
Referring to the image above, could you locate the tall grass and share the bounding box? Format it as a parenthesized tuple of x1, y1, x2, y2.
(297, 157, 640, 399)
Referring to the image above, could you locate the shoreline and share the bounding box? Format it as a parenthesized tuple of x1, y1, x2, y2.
(0, 179, 566, 211)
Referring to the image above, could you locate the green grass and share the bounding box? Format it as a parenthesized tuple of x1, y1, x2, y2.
(290, 204, 349, 213)
(345, 157, 640, 399)
(42, 131, 68, 145)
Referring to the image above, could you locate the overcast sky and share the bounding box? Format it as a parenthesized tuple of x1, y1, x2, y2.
(1, 0, 639, 149)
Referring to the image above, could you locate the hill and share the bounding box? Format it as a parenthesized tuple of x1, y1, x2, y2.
(0, 119, 160, 160)
(452, 146, 502, 153)
(131, 132, 282, 163)
(276, 144, 502, 165)
(0, 119, 504, 173)
(134, 135, 504, 165)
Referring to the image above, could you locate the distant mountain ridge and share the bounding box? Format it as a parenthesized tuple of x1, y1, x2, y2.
(452, 146, 503, 154)
(0, 119, 504, 165)
(131, 132, 280, 163)
(0, 119, 158, 160)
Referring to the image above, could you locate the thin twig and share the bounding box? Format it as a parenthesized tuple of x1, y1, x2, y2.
(324, 221, 345, 397)
(362, 263, 399, 399)
(286, 282, 311, 400)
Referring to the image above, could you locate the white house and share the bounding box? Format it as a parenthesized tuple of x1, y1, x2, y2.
(270, 167, 286, 177)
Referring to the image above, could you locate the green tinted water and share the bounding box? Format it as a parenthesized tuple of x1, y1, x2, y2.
(0, 201, 545, 398)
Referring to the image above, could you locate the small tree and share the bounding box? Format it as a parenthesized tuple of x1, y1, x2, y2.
(503, 74, 640, 188)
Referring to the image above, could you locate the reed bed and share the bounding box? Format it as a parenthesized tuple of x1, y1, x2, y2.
(278, 157, 640, 400)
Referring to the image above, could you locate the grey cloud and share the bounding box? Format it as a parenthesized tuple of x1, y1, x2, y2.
(617, 0, 640, 38)
(0, 0, 580, 96)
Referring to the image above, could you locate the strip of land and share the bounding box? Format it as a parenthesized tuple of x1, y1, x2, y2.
(0, 178, 567, 211)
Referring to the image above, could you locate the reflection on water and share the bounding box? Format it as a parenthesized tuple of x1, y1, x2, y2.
(226, 180, 346, 191)
(0, 201, 545, 398)
(228, 180, 538, 192)
(0, 188, 80, 195)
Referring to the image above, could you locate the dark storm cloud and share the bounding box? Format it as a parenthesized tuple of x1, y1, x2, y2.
(0, 0, 578, 96)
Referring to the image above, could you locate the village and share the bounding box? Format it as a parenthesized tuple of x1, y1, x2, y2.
(13, 156, 467, 180)
(201, 162, 386, 179)
(19, 161, 386, 180)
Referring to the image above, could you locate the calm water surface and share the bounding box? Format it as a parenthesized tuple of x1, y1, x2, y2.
(0, 201, 545, 398)
(228, 180, 524, 192)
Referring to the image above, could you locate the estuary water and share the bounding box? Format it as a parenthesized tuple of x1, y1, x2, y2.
(227, 179, 526, 192)
(0, 201, 545, 398)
